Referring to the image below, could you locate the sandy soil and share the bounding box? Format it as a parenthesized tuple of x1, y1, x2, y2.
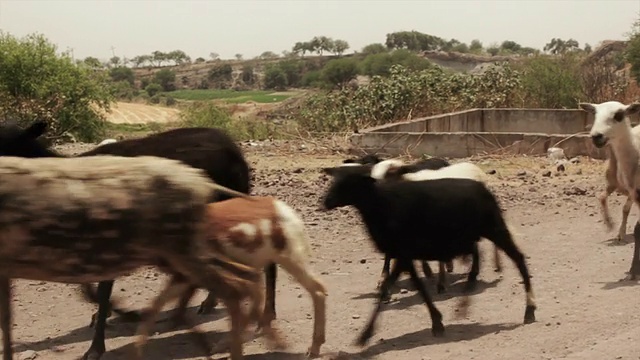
(6, 140, 640, 360)
(104, 102, 180, 124)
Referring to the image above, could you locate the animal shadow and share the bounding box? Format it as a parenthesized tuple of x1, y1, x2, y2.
(11, 305, 227, 354)
(603, 234, 635, 246)
(347, 322, 521, 358)
(599, 276, 640, 290)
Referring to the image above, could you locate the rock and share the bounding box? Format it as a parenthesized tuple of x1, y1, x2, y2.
(486, 169, 497, 175)
(542, 170, 551, 177)
(557, 164, 565, 172)
(569, 157, 580, 164)
(360, 259, 366, 264)
(18, 350, 37, 360)
(352, 314, 360, 319)
(547, 147, 566, 161)
(517, 170, 527, 177)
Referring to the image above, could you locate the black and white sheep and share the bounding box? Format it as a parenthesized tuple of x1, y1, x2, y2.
(321, 165, 536, 346)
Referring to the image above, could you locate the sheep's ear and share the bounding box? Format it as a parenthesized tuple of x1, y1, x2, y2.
(626, 102, 640, 116)
(21, 121, 47, 139)
(579, 103, 596, 113)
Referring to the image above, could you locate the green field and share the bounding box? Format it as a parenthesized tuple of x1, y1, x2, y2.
(168, 89, 292, 103)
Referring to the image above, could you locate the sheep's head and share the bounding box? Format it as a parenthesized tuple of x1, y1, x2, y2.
(321, 165, 374, 210)
(0, 120, 49, 157)
(580, 101, 640, 148)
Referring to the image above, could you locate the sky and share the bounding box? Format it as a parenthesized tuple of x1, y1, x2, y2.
(0, 0, 639, 62)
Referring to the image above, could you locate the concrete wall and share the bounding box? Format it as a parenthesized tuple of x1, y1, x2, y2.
(369, 109, 594, 134)
(350, 108, 608, 159)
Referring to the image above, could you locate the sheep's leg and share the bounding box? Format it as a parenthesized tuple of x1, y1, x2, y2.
(197, 290, 219, 315)
(494, 246, 502, 272)
(278, 257, 327, 357)
(488, 227, 536, 324)
(599, 185, 617, 231)
(445, 260, 454, 273)
(82, 281, 115, 360)
(170, 285, 197, 328)
(436, 262, 447, 294)
(420, 261, 434, 278)
(377, 256, 392, 289)
(628, 221, 640, 280)
(406, 261, 444, 337)
(464, 245, 480, 292)
(0, 277, 13, 360)
(618, 197, 633, 241)
(134, 277, 210, 360)
(246, 278, 285, 350)
(356, 260, 404, 347)
(87, 281, 142, 327)
(262, 263, 277, 325)
(220, 299, 250, 360)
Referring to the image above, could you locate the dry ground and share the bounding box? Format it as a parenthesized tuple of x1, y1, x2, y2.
(103, 102, 180, 124)
(5, 140, 640, 360)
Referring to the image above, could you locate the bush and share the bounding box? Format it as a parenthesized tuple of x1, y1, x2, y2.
(153, 69, 176, 91)
(0, 32, 114, 141)
(164, 96, 176, 106)
(109, 66, 135, 85)
(301, 70, 324, 87)
(321, 58, 359, 87)
(180, 102, 281, 141)
(149, 94, 162, 104)
(264, 66, 288, 90)
(515, 54, 583, 108)
(145, 83, 162, 97)
(296, 63, 521, 132)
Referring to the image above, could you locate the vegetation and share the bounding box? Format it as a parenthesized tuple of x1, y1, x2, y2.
(0, 32, 114, 141)
(4, 21, 640, 142)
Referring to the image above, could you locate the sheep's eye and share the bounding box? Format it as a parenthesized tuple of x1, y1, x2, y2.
(613, 110, 625, 122)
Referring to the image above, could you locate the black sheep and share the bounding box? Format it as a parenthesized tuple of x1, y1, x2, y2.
(321, 165, 536, 345)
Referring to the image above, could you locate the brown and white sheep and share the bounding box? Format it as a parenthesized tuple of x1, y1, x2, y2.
(172, 196, 328, 358)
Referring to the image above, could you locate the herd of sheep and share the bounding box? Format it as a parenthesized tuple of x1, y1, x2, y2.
(0, 99, 638, 360)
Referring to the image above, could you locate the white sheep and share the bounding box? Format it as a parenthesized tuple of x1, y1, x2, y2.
(580, 100, 640, 279)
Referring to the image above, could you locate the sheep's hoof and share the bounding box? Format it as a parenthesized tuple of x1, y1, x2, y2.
(431, 322, 445, 337)
(197, 298, 218, 315)
(355, 326, 375, 347)
(305, 345, 321, 358)
(81, 344, 105, 360)
(524, 305, 536, 324)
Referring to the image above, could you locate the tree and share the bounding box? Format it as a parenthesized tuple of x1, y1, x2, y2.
(235, 53, 243, 60)
(292, 41, 313, 57)
(259, 51, 279, 60)
(361, 43, 387, 55)
(152, 50, 167, 66)
(310, 36, 334, 56)
(0, 32, 114, 141)
(195, 57, 206, 63)
(469, 39, 483, 54)
(584, 43, 592, 53)
(626, 16, 640, 84)
(321, 58, 359, 87)
(109, 56, 121, 67)
(264, 66, 288, 90)
(109, 66, 135, 85)
(209, 52, 219, 60)
(153, 69, 176, 91)
(544, 38, 580, 55)
(333, 39, 350, 56)
(500, 40, 522, 54)
(241, 64, 255, 85)
(83, 56, 102, 68)
(167, 50, 190, 65)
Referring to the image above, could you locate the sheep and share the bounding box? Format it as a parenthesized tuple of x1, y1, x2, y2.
(0, 154, 261, 360)
(321, 165, 536, 346)
(0, 121, 282, 355)
(580, 100, 640, 279)
(167, 196, 328, 357)
(586, 122, 640, 242)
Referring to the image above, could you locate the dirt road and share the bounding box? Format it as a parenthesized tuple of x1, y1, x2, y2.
(7, 141, 640, 360)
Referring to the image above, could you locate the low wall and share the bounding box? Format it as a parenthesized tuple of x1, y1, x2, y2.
(349, 131, 607, 159)
(350, 108, 609, 159)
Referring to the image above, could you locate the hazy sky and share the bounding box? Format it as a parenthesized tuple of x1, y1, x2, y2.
(0, 0, 639, 61)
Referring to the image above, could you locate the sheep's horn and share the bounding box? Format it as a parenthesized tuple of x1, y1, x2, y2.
(209, 183, 255, 201)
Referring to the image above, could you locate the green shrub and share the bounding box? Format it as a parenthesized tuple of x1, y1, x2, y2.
(321, 58, 359, 87)
(145, 83, 162, 97)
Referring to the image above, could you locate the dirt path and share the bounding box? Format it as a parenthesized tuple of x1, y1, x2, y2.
(6, 143, 640, 360)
